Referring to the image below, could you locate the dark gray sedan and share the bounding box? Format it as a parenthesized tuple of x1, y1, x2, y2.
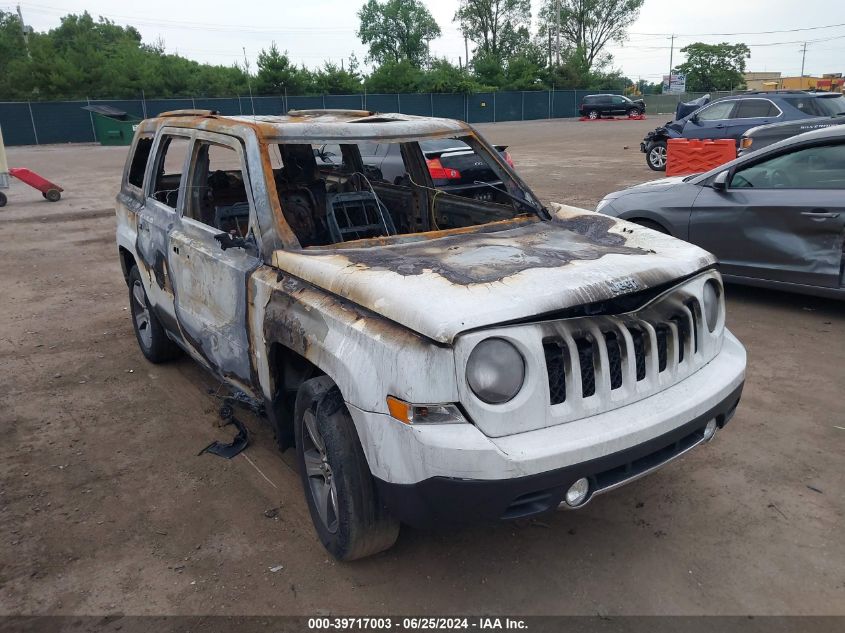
(598, 125, 845, 299)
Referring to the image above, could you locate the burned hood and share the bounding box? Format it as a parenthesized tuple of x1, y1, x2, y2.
(271, 205, 716, 344)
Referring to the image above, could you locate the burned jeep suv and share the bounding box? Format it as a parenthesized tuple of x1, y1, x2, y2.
(116, 109, 746, 560)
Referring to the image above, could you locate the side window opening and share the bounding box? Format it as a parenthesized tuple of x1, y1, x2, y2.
(697, 101, 735, 121)
(128, 136, 153, 189)
(271, 136, 537, 248)
(185, 141, 251, 236)
(731, 143, 845, 189)
(150, 135, 190, 209)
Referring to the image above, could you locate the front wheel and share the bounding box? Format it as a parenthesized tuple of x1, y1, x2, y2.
(627, 107, 642, 118)
(295, 377, 399, 561)
(646, 141, 667, 171)
(0, 191, 6, 207)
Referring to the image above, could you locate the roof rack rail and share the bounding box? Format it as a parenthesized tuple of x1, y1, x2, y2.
(158, 109, 219, 118)
(742, 90, 809, 95)
(287, 109, 375, 118)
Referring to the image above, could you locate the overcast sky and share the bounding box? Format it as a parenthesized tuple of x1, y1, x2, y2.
(10, 0, 845, 84)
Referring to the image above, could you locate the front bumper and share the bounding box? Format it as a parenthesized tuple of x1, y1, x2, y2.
(347, 331, 745, 528)
(375, 382, 741, 528)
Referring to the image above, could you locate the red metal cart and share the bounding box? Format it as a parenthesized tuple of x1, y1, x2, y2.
(8, 167, 64, 202)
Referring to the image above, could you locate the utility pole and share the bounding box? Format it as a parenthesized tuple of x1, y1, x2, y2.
(555, 0, 561, 66)
(464, 36, 469, 72)
(668, 34, 675, 77)
(548, 29, 553, 69)
(17, 5, 31, 59)
(800, 41, 807, 77)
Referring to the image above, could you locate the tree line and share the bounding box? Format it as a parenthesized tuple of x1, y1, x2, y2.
(0, 1, 748, 101)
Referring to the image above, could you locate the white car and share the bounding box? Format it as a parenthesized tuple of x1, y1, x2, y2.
(116, 108, 746, 560)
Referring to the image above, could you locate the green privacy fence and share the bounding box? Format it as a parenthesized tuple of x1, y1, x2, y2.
(0, 90, 620, 147)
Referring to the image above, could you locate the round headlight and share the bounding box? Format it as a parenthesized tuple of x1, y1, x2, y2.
(702, 279, 721, 332)
(466, 338, 525, 404)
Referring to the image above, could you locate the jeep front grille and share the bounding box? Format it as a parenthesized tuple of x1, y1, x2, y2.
(540, 292, 709, 415)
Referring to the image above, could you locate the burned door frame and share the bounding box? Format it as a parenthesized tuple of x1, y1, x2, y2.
(138, 128, 192, 335)
(167, 130, 263, 392)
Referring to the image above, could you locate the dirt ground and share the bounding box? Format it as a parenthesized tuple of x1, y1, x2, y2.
(1, 118, 843, 616)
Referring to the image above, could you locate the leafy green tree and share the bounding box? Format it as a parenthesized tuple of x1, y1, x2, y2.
(255, 43, 312, 95)
(676, 42, 750, 92)
(0, 11, 34, 99)
(314, 61, 363, 94)
(455, 0, 531, 61)
(540, 0, 644, 69)
(364, 60, 425, 93)
(422, 58, 480, 93)
(357, 0, 441, 66)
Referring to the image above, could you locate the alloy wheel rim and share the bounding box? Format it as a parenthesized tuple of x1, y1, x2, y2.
(651, 146, 666, 167)
(131, 280, 153, 350)
(302, 409, 339, 533)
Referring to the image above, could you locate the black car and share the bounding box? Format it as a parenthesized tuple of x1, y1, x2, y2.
(316, 139, 515, 201)
(641, 90, 845, 171)
(579, 94, 646, 119)
(739, 112, 845, 155)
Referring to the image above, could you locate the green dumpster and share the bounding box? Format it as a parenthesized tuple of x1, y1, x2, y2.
(82, 105, 142, 146)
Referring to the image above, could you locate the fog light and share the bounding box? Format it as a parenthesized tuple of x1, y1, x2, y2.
(565, 478, 590, 507)
(703, 418, 718, 442)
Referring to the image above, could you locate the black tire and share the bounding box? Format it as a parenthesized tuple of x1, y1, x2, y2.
(128, 265, 181, 363)
(587, 109, 600, 120)
(627, 107, 641, 118)
(632, 219, 669, 234)
(45, 189, 61, 202)
(646, 141, 667, 171)
(295, 377, 399, 561)
(0, 191, 6, 207)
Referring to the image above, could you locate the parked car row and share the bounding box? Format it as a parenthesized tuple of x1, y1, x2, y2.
(641, 90, 845, 170)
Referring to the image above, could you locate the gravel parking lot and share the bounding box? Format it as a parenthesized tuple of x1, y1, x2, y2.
(1, 117, 843, 616)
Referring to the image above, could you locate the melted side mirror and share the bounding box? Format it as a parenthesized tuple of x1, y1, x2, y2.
(712, 170, 729, 191)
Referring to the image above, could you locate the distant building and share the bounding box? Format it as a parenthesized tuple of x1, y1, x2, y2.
(744, 72, 781, 91)
(744, 71, 843, 92)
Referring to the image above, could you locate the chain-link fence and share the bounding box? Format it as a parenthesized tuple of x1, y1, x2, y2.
(0, 90, 628, 146)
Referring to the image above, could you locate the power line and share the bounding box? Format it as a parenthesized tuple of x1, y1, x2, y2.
(629, 22, 845, 37)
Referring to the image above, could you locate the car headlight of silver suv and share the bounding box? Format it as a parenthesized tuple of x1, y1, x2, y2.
(702, 278, 722, 332)
(466, 338, 525, 404)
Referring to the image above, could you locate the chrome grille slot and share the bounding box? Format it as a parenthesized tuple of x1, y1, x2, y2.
(604, 332, 623, 390)
(628, 326, 647, 381)
(543, 338, 567, 405)
(654, 324, 670, 372)
(575, 336, 596, 398)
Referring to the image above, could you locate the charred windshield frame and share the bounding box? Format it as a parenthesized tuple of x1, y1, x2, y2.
(264, 133, 549, 250)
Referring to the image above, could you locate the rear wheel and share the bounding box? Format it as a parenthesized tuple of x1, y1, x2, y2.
(587, 109, 600, 120)
(646, 141, 667, 171)
(128, 266, 181, 363)
(295, 377, 399, 561)
(45, 189, 61, 202)
(0, 191, 6, 207)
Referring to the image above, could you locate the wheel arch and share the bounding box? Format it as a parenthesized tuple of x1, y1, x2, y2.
(118, 246, 137, 286)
